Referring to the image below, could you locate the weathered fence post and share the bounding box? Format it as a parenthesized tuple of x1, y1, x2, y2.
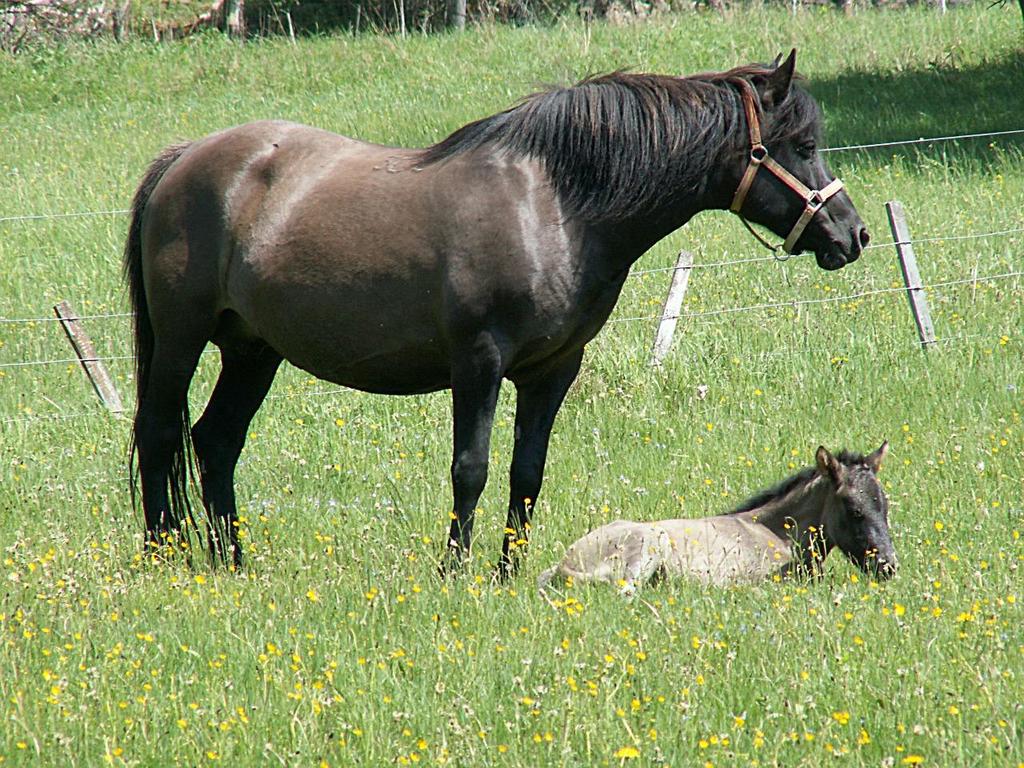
(885, 201, 936, 350)
(53, 300, 124, 413)
(649, 250, 694, 366)
(447, 0, 466, 29)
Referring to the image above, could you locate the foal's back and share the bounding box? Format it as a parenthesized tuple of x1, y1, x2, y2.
(539, 514, 793, 592)
(656, 515, 793, 586)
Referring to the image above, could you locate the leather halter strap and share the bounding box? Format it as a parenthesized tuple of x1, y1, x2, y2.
(729, 79, 845, 254)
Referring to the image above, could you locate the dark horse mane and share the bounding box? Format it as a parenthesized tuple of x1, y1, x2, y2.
(418, 64, 821, 222)
(728, 449, 869, 515)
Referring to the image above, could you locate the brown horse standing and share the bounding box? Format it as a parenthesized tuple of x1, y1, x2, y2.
(124, 50, 869, 573)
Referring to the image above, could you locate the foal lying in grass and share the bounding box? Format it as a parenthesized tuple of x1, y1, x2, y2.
(538, 443, 895, 594)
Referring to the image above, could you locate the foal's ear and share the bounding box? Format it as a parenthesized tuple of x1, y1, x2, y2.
(865, 440, 889, 474)
(756, 48, 796, 111)
(815, 445, 844, 486)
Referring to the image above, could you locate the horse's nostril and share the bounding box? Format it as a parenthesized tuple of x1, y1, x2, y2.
(858, 227, 870, 248)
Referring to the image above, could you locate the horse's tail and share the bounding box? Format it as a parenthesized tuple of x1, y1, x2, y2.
(123, 141, 193, 534)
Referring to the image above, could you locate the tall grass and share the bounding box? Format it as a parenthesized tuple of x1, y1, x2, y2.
(1, 5, 1022, 766)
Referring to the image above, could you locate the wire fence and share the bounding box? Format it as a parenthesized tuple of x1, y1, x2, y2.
(1, 127, 1021, 227)
(5, 324, 1010, 430)
(2, 222, 1022, 328)
(820, 127, 1024, 154)
(0, 222, 1020, 371)
(611, 268, 1024, 325)
(2, 126, 1023, 424)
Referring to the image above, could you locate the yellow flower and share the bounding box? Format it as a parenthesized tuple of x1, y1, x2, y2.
(613, 746, 640, 759)
(902, 756, 925, 765)
(832, 711, 850, 725)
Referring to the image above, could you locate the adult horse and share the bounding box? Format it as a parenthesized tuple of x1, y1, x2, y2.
(124, 50, 869, 574)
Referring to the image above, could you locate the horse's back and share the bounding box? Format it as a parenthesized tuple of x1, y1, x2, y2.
(657, 516, 792, 585)
(139, 121, 454, 390)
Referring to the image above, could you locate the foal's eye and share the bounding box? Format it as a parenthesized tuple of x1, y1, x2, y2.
(798, 142, 816, 159)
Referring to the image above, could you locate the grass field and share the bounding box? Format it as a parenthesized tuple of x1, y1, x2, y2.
(1, 5, 1023, 766)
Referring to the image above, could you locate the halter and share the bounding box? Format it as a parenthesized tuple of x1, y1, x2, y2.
(729, 79, 845, 255)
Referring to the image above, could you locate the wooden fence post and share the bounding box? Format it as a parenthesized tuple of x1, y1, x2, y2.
(885, 201, 936, 350)
(447, 0, 466, 29)
(649, 250, 694, 366)
(53, 300, 125, 413)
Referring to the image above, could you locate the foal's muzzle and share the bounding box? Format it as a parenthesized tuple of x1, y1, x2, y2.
(867, 551, 898, 580)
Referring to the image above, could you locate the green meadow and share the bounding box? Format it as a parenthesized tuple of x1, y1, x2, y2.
(1, 6, 1022, 766)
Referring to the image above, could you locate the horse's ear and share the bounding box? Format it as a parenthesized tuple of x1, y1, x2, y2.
(757, 48, 796, 111)
(865, 440, 889, 474)
(815, 445, 844, 486)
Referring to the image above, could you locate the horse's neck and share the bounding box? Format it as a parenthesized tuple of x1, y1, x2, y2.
(589, 109, 740, 270)
(737, 476, 833, 570)
(588, 188, 720, 277)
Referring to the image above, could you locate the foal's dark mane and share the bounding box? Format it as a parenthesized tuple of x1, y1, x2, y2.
(728, 450, 868, 515)
(418, 64, 821, 222)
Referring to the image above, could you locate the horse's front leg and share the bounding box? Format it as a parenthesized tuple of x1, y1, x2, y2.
(498, 349, 584, 580)
(442, 335, 504, 574)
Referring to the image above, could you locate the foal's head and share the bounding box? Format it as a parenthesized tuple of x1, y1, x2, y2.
(816, 442, 897, 579)
(720, 50, 869, 270)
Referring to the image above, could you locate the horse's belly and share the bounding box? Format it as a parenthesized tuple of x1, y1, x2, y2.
(224, 281, 449, 394)
(303, 354, 451, 395)
(269, 324, 450, 395)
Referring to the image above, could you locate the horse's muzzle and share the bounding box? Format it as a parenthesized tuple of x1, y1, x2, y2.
(871, 553, 898, 581)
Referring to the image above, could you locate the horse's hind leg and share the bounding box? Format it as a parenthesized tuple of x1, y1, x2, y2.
(191, 341, 282, 567)
(135, 341, 207, 551)
(620, 527, 672, 597)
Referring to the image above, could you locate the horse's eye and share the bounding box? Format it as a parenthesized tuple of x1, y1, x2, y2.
(798, 142, 816, 158)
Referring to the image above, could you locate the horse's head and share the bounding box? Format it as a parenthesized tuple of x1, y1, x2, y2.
(727, 50, 869, 271)
(817, 442, 897, 580)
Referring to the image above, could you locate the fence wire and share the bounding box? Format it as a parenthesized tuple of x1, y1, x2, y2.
(0, 209, 130, 224)
(0, 311, 132, 324)
(3, 268, 1019, 372)
(1, 209, 1021, 370)
(821, 128, 1024, 154)
(611, 268, 1023, 325)
(5, 328, 1011, 429)
(1, 127, 1021, 226)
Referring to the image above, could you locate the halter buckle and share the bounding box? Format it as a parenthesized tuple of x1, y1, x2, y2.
(749, 145, 768, 164)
